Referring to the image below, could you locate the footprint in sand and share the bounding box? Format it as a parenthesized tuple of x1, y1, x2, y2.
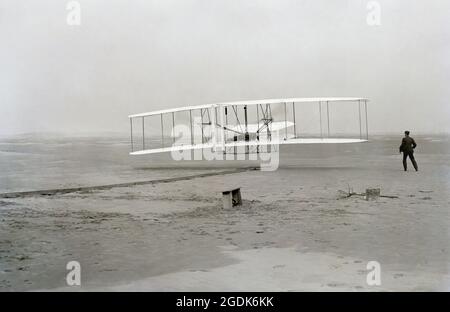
(272, 265, 285, 269)
(327, 282, 346, 288)
(100, 268, 118, 272)
(330, 264, 341, 269)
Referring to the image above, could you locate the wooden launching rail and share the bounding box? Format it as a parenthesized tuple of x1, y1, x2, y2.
(0, 167, 258, 199)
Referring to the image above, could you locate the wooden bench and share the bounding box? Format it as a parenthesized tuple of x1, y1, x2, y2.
(222, 188, 242, 209)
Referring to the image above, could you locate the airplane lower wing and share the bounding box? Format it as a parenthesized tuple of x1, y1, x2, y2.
(130, 138, 367, 156)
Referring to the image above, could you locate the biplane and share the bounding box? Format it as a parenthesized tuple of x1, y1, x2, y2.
(128, 97, 369, 156)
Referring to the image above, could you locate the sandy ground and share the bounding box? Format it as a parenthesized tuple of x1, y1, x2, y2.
(1, 141, 449, 291)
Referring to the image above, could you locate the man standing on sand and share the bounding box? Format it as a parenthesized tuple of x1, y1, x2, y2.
(399, 131, 418, 171)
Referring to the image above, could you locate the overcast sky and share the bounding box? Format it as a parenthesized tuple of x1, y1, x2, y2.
(0, 0, 449, 136)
